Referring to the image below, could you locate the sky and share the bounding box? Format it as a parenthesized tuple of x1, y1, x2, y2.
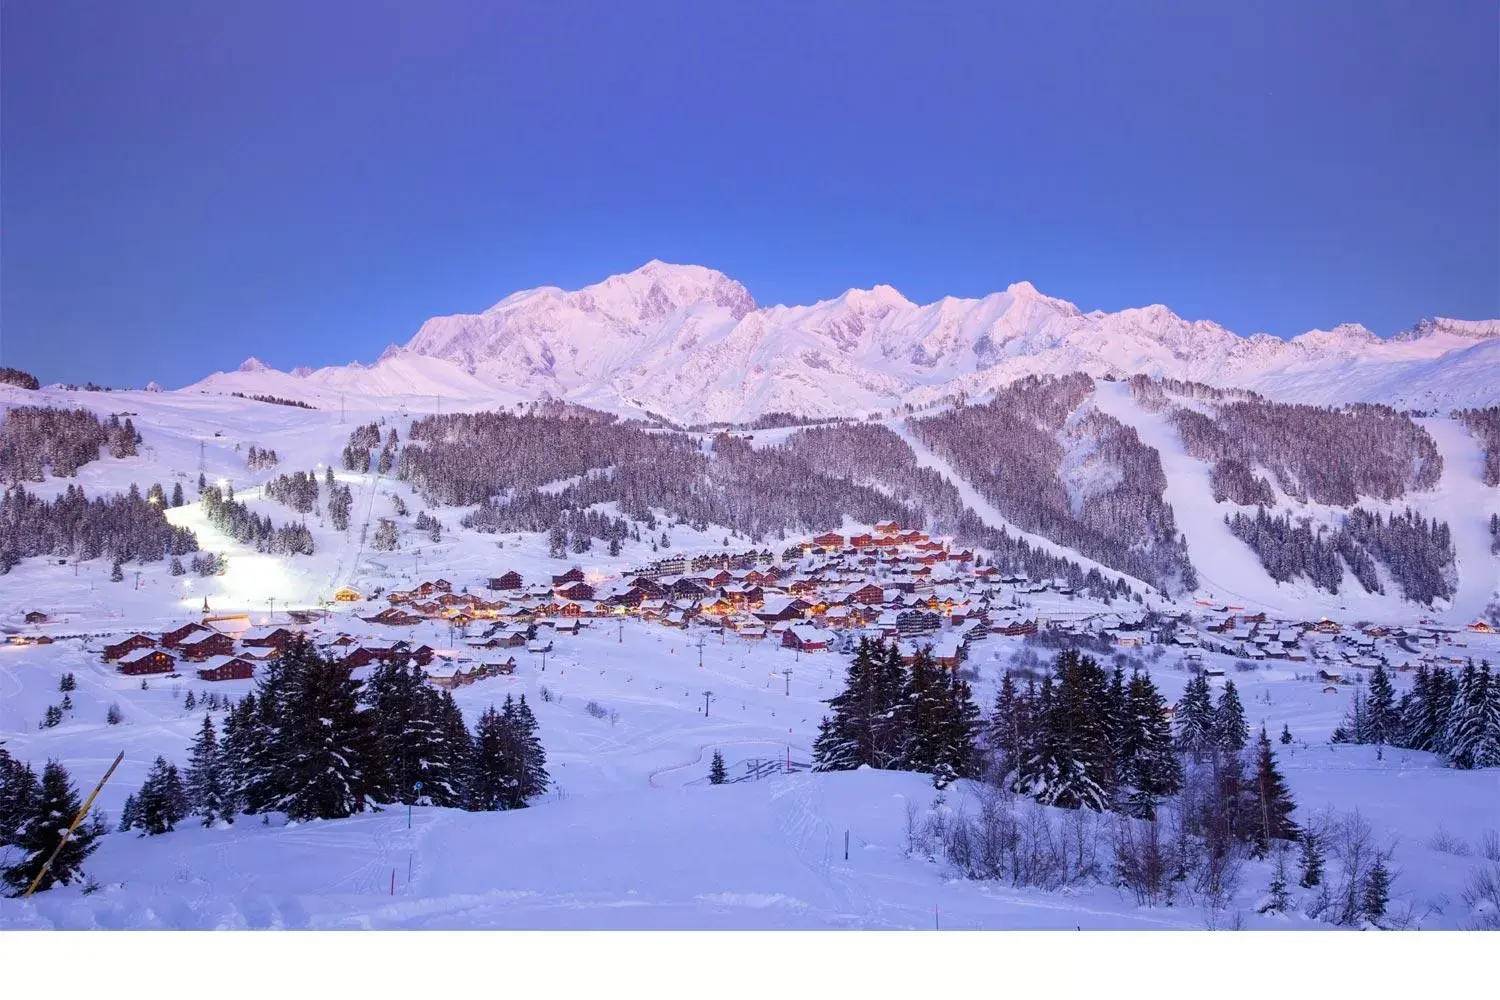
(2, 1, 1496, 388)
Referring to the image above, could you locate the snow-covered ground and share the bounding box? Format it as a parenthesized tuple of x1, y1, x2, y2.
(4, 610, 1500, 930)
(3, 385, 1499, 930)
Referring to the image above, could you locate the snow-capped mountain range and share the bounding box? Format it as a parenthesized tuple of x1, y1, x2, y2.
(189, 261, 1500, 423)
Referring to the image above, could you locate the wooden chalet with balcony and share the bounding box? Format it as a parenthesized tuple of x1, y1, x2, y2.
(117, 648, 175, 675)
(102, 633, 157, 662)
(196, 655, 256, 681)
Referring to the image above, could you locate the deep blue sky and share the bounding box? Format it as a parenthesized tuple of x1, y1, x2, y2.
(3, 1, 1496, 387)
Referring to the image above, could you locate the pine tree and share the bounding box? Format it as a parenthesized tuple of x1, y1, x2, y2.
(469, 704, 509, 811)
(1280, 723, 1293, 745)
(59, 673, 76, 693)
(902, 646, 946, 779)
(117, 793, 140, 833)
(938, 670, 982, 787)
(170, 556, 184, 576)
(1260, 845, 1292, 915)
(1214, 679, 1249, 754)
(109, 560, 124, 583)
(0, 751, 40, 847)
(184, 690, 196, 711)
(812, 639, 880, 772)
(2, 760, 99, 895)
(1117, 671, 1182, 819)
(276, 641, 372, 820)
(1361, 857, 1391, 926)
(1298, 828, 1324, 888)
(184, 714, 228, 827)
(426, 690, 473, 808)
(134, 756, 189, 835)
(869, 640, 910, 769)
(1365, 662, 1397, 752)
(1174, 674, 1215, 761)
(106, 702, 122, 725)
(362, 657, 437, 806)
(988, 671, 1024, 778)
(1244, 727, 1299, 858)
(709, 750, 728, 785)
(1443, 660, 1487, 769)
(1476, 661, 1500, 767)
(171, 482, 184, 507)
(509, 695, 549, 807)
(1019, 650, 1112, 811)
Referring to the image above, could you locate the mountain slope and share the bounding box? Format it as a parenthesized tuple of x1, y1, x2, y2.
(183, 262, 1499, 425)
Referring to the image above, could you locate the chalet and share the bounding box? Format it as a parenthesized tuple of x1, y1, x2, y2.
(782, 625, 834, 652)
(364, 608, 424, 627)
(489, 570, 524, 591)
(24, 610, 48, 624)
(896, 609, 942, 637)
(813, 531, 845, 549)
(849, 533, 875, 548)
(527, 638, 553, 654)
(432, 579, 453, 593)
(334, 587, 363, 603)
(241, 627, 296, 651)
(755, 597, 809, 624)
(554, 618, 582, 635)
(555, 581, 595, 601)
(1468, 620, 1495, 633)
(117, 648, 175, 676)
(426, 657, 518, 690)
(178, 632, 236, 662)
(669, 578, 708, 599)
(836, 582, 884, 606)
(162, 622, 213, 649)
(196, 656, 256, 682)
(993, 617, 1037, 637)
(103, 633, 157, 662)
(552, 567, 585, 587)
(874, 520, 900, 535)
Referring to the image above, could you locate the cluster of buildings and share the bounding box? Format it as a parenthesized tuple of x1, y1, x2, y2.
(100, 616, 286, 681)
(339, 522, 1081, 671)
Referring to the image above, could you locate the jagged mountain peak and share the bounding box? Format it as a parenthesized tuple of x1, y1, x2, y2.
(1395, 317, 1500, 342)
(190, 263, 1499, 423)
(237, 356, 270, 373)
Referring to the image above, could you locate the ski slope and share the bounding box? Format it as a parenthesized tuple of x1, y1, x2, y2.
(885, 416, 1152, 593)
(1417, 417, 1500, 624)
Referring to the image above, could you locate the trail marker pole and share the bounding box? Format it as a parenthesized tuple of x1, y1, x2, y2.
(845, 830, 849, 861)
(23, 751, 124, 899)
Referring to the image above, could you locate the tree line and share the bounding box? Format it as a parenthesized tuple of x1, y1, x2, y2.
(1172, 398, 1441, 507)
(200, 483, 314, 556)
(0, 406, 139, 480)
(1335, 660, 1500, 769)
(1455, 406, 1500, 487)
(811, 638, 983, 788)
(0, 483, 199, 575)
(1227, 506, 1454, 605)
(910, 374, 1195, 594)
